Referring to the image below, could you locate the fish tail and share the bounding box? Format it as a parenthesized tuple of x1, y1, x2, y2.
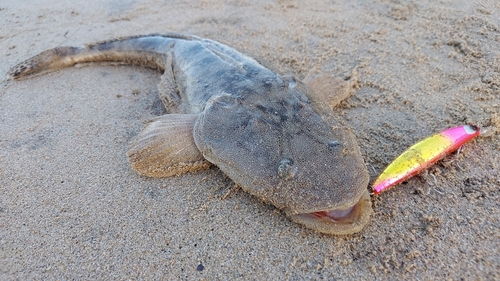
(7, 33, 194, 80)
(7, 46, 84, 80)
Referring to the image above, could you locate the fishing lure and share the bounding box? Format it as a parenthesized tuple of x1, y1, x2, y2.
(372, 125, 480, 194)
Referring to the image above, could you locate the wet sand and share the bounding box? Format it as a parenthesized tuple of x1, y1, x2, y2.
(1, 0, 499, 279)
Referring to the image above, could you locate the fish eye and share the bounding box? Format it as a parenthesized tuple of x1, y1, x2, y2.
(277, 158, 295, 180)
(327, 140, 342, 151)
(213, 94, 235, 108)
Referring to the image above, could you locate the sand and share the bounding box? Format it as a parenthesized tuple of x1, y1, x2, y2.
(1, 0, 499, 279)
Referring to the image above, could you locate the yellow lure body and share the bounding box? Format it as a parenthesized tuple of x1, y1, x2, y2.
(372, 125, 480, 194)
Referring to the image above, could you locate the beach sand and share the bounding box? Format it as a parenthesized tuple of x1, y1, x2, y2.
(1, 0, 499, 279)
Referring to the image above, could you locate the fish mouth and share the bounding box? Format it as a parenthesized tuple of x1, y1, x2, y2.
(289, 189, 372, 235)
(308, 205, 359, 223)
(294, 200, 362, 223)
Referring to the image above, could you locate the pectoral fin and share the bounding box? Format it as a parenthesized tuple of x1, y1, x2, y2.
(304, 71, 359, 110)
(127, 114, 211, 177)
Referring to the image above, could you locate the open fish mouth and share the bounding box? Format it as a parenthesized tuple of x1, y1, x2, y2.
(289, 189, 372, 235)
(293, 200, 361, 223)
(310, 204, 358, 222)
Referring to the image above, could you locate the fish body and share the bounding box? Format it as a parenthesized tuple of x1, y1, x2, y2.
(7, 33, 372, 235)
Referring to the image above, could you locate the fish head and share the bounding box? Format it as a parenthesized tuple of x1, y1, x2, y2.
(193, 81, 372, 235)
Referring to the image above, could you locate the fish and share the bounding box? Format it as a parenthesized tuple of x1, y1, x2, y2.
(6, 33, 372, 235)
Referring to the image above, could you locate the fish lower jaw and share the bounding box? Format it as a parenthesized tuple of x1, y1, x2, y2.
(309, 205, 357, 222)
(293, 201, 360, 224)
(288, 189, 372, 235)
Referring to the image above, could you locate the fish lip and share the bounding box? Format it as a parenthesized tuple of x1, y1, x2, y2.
(290, 182, 368, 215)
(293, 196, 362, 223)
(288, 189, 372, 235)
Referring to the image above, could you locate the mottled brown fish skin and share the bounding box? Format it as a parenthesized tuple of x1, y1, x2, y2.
(7, 33, 372, 235)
